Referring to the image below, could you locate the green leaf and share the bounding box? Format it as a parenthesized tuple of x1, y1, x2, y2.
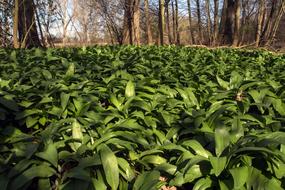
(36, 142, 58, 168)
(209, 156, 227, 176)
(9, 165, 56, 190)
(61, 92, 70, 110)
(229, 71, 242, 89)
(42, 70, 52, 80)
(117, 158, 135, 181)
(100, 145, 119, 190)
(217, 76, 229, 90)
(125, 80, 135, 97)
(133, 171, 160, 190)
(182, 140, 212, 158)
(229, 166, 248, 189)
(0, 96, 19, 111)
(71, 119, 83, 151)
(193, 177, 212, 190)
(215, 127, 230, 157)
(65, 62, 75, 77)
(26, 116, 38, 128)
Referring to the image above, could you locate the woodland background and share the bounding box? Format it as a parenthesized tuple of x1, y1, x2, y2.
(0, 0, 285, 49)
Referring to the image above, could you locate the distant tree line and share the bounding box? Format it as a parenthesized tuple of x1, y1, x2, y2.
(0, 0, 285, 48)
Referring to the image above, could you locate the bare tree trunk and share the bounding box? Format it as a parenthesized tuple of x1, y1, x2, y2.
(219, 0, 227, 44)
(165, 1, 172, 44)
(220, 0, 235, 45)
(205, 0, 212, 45)
(171, 0, 176, 43)
(213, 0, 219, 46)
(232, 0, 240, 46)
(132, 0, 140, 45)
(175, 0, 180, 45)
(196, 0, 203, 44)
(159, 0, 165, 45)
(265, 1, 285, 46)
(13, 0, 19, 48)
(255, 0, 265, 47)
(187, 0, 195, 44)
(62, 0, 68, 46)
(144, 0, 152, 44)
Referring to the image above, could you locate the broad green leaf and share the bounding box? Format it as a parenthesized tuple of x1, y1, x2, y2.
(229, 166, 248, 189)
(61, 92, 70, 110)
(100, 145, 119, 190)
(209, 156, 227, 176)
(125, 80, 135, 97)
(9, 165, 56, 190)
(182, 140, 212, 158)
(26, 116, 38, 128)
(193, 177, 212, 190)
(0, 96, 19, 111)
(36, 142, 58, 167)
(71, 119, 83, 151)
(117, 158, 135, 181)
(65, 62, 75, 77)
(215, 127, 230, 157)
(133, 171, 160, 190)
(217, 76, 229, 90)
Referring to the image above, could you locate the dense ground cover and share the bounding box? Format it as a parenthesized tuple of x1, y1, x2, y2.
(0, 46, 285, 190)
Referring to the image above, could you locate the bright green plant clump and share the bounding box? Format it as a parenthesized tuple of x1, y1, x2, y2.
(0, 46, 285, 190)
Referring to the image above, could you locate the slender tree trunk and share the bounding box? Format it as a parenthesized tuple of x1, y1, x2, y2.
(187, 0, 195, 44)
(265, 1, 285, 46)
(13, 0, 19, 48)
(220, 0, 235, 45)
(166, 1, 172, 44)
(255, 0, 265, 47)
(213, 0, 219, 46)
(132, 0, 140, 45)
(175, 0, 180, 45)
(205, 0, 212, 45)
(196, 0, 203, 44)
(144, 0, 152, 44)
(159, 0, 165, 45)
(219, 0, 228, 44)
(171, 0, 176, 43)
(232, 0, 240, 46)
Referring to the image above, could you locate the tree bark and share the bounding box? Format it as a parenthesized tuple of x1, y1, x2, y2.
(144, 0, 152, 44)
(132, 0, 140, 45)
(159, 0, 165, 45)
(187, 0, 195, 44)
(255, 0, 265, 47)
(205, 0, 212, 45)
(171, 0, 176, 43)
(13, 0, 19, 48)
(175, 0, 180, 45)
(196, 0, 203, 44)
(165, 1, 172, 44)
(220, 0, 235, 45)
(213, 0, 219, 46)
(232, 0, 240, 46)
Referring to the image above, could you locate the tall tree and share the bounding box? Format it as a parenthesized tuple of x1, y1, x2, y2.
(187, 0, 195, 44)
(158, 0, 165, 45)
(144, 0, 152, 44)
(14, 0, 42, 48)
(13, 0, 19, 48)
(123, 0, 141, 45)
(165, 0, 172, 44)
(205, 0, 212, 45)
(232, 0, 240, 46)
(174, 0, 180, 45)
(255, 0, 265, 47)
(196, 0, 203, 44)
(213, 0, 219, 46)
